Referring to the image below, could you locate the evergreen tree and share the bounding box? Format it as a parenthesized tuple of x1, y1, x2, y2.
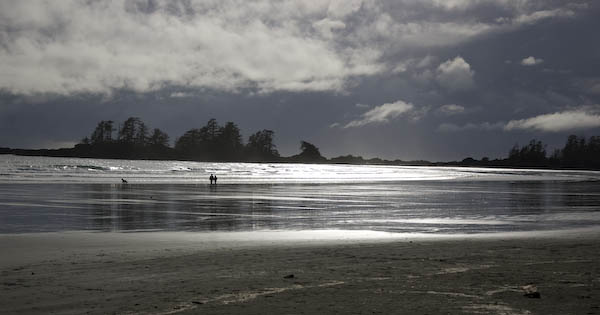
(90, 120, 115, 144)
(149, 128, 170, 147)
(247, 129, 279, 160)
(217, 122, 243, 160)
(293, 141, 326, 162)
(175, 128, 202, 158)
(135, 122, 148, 146)
(203, 118, 221, 143)
(118, 117, 139, 144)
(507, 139, 546, 166)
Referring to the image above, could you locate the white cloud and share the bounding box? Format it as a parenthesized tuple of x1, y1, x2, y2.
(436, 57, 475, 91)
(429, 0, 476, 10)
(438, 104, 465, 115)
(504, 108, 600, 132)
(513, 8, 575, 25)
(439, 107, 600, 133)
(521, 56, 544, 66)
(358, 15, 493, 51)
(0, 0, 586, 96)
(0, 1, 380, 96)
(327, 0, 365, 19)
(343, 100, 415, 128)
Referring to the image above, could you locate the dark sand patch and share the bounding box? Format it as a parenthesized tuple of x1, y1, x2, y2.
(1, 231, 599, 314)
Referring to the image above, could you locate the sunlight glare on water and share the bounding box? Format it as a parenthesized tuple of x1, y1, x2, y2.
(1, 155, 600, 235)
(1, 155, 599, 184)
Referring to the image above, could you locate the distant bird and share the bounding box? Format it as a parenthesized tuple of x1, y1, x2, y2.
(121, 178, 128, 184)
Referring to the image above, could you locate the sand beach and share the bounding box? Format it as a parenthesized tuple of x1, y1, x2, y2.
(2, 158, 600, 314)
(1, 230, 599, 315)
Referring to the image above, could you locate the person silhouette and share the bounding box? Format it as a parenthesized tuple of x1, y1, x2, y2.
(209, 174, 214, 185)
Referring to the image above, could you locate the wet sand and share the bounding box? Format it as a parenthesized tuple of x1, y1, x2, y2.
(1, 231, 599, 314)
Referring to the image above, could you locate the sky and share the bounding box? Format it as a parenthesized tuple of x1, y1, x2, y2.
(1, 0, 600, 161)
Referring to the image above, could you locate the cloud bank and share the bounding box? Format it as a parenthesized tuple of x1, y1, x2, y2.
(440, 107, 600, 133)
(0, 1, 380, 95)
(504, 108, 600, 132)
(0, 0, 586, 96)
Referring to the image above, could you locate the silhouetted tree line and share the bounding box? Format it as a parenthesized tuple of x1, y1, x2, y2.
(454, 135, 600, 169)
(550, 135, 600, 168)
(75, 118, 172, 159)
(173, 118, 279, 161)
(507, 139, 547, 166)
(67, 117, 287, 161)
(58, 117, 333, 162)
(2, 118, 599, 169)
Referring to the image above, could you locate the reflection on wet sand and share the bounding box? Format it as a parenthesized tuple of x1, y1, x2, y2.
(1, 180, 600, 234)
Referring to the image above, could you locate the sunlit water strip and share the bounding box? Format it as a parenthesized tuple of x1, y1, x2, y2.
(2, 155, 599, 184)
(1, 155, 600, 235)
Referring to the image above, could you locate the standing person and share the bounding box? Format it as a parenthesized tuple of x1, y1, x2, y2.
(209, 174, 214, 185)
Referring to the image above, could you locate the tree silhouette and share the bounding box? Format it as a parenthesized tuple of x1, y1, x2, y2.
(135, 121, 148, 146)
(117, 117, 149, 146)
(118, 117, 138, 144)
(175, 128, 202, 158)
(507, 139, 546, 166)
(292, 141, 326, 162)
(175, 119, 245, 161)
(587, 136, 600, 167)
(202, 118, 220, 143)
(90, 120, 115, 144)
(103, 121, 115, 142)
(555, 135, 600, 168)
(148, 128, 170, 147)
(75, 118, 174, 159)
(217, 122, 243, 160)
(32, 117, 600, 168)
(247, 129, 279, 160)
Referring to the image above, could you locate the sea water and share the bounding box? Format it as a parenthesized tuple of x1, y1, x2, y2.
(1, 154, 600, 234)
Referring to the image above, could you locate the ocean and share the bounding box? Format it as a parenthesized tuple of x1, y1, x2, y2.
(1, 154, 600, 235)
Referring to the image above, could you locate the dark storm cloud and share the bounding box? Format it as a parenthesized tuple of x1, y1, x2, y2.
(0, 0, 589, 96)
(1, 0, 599, 160)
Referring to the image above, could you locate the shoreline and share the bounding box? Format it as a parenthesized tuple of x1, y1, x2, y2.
(3, 152, 600, 172)
(2, 229, 599, 314)
(2, 228, 600, 268)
